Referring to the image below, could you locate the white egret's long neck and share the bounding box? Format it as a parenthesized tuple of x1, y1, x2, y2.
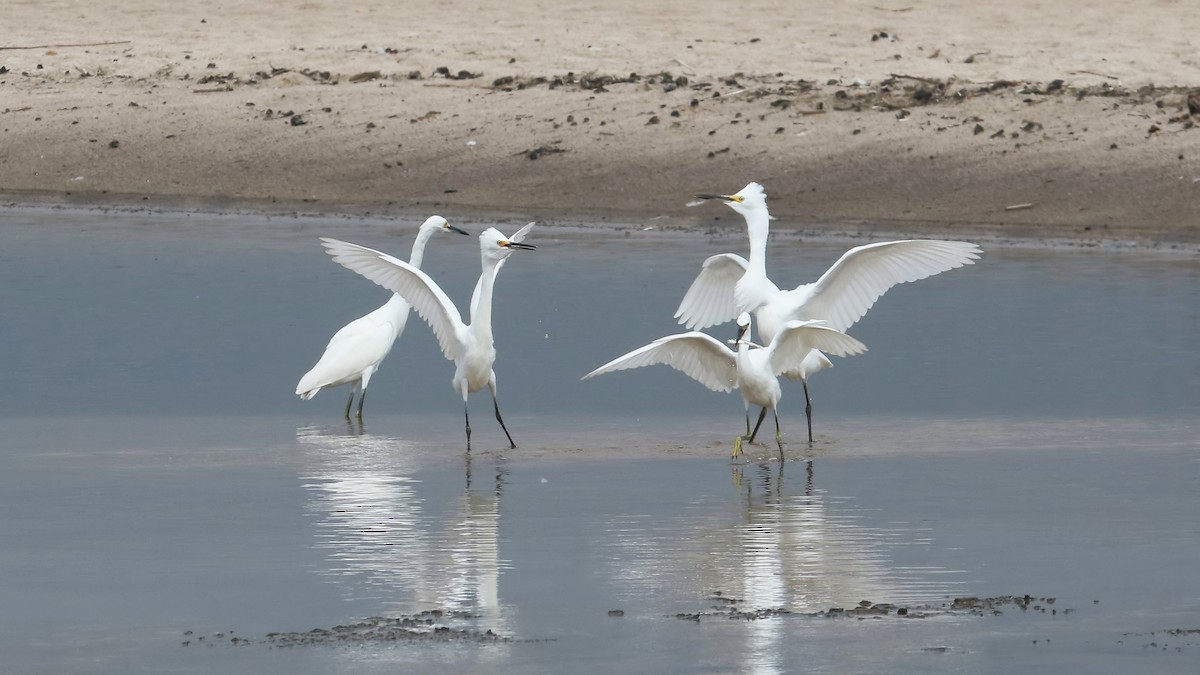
(408, 227, 437, 269)
(735, 339, 753, 379)
(744, 207, 771, 278)
(733, 206, 774, 313)
(471, 255, 501, 340)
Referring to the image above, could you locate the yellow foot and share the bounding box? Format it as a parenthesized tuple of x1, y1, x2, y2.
(732, 435, 744, 458)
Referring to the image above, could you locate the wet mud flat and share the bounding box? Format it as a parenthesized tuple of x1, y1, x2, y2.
(183, 610, 510, 649)
(2, 414, 1198, 674)
(5, 418, 1196, 674)
(184, 594, 1077, 648)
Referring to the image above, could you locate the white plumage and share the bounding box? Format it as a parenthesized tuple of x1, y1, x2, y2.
(296, 215, 468, 418)
(678, 182, 981, 439)
(320, 225, 536, 449)
(583, 313, 866, 457)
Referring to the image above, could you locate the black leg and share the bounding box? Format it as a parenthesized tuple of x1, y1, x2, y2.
(802, 380, 814, 443)
(343, 387, 355, 420)
(774, 408, 784, 460)
(747, 407, 768, 443)
(355, 389, 367, 419)
(465, 402, 473, 452)
(493, 394, 516, 449)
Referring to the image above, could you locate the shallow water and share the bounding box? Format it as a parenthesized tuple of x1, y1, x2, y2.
(1, 208, 1198, 673)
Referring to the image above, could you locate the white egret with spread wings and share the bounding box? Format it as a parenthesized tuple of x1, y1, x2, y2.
(678, 183, 981, 440)
(583, 313, 866, 458)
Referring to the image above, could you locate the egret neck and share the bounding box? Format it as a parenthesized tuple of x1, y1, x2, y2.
(734, 204, 776, 313)
(471, 251, 501, 344)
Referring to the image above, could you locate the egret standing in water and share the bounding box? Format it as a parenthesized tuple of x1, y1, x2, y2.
(677, 182, 981, 440)
(320, 226, 536, 450)
(296, 215, 468, 419)
(583, 313, 866, 458)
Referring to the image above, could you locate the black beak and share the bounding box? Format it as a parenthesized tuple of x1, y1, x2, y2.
(695, 193, 729, 201)
(448, 225, 470, 236)
(507, 242, 537, 251)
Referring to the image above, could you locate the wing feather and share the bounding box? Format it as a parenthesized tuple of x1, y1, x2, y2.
(767, 320, 868, 375)
(296, 312, 400, 396)
(674, 253, 749, 330)
(800, 240, 981, 331)
(582, 332, 738, 393)
(320, 238, 466, 361)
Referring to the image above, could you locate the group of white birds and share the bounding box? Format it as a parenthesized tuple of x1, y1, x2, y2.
(297, 182, 981, 457)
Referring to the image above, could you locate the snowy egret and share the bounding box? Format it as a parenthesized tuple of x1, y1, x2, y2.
(677, 182, 981, 440)
(583, 313, 866, 458)
(296, 215, 468, 418)
(320, 226, 536, 450)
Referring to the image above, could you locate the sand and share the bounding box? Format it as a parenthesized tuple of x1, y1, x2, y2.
(2, 0, 1199, 247)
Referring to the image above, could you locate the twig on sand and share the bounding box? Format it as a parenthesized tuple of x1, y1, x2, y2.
(0, 40, 131, 51)
(1071, 69, 1120, 81)
(1005, 203, 1036, 212)
(889, 73, 940, 85)
(873, 5, 913, 11)
(672, 58, 696, 76)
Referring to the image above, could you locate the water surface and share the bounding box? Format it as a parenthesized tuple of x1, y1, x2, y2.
(1, 207, 1197, 673)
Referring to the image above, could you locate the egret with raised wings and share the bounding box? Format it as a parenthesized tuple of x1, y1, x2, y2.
(321, 226, 536, 450)
(296, 215, 468, 419)
(583, 313, 866, 458)
(677, 182, 981, 440)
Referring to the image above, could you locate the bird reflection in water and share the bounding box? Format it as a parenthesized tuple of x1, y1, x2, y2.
(295, 425, 513, 637)
(729, 459, 955, 611)
(604, 457, 965, 672)
(723, 459, 960, 673)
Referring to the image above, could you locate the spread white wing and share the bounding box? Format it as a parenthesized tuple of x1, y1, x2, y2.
(766, 320, 867, 375)
(798, 240, 982, 331)
(582, 332, 738, 393)
(321, 237, 466, 361)
(674, 253, 749, 330)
